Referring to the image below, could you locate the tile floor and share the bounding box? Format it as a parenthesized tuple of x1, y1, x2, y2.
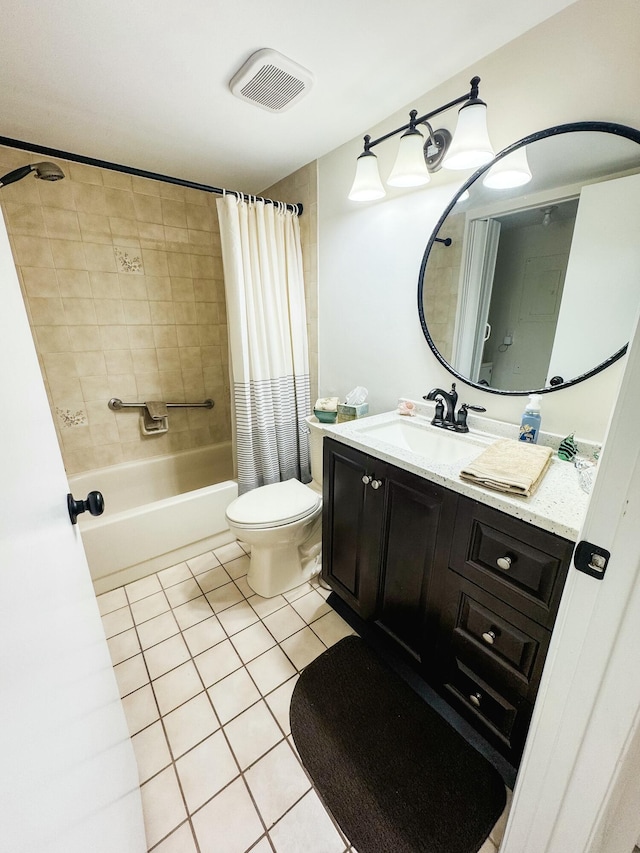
(98, 541, 500, 853)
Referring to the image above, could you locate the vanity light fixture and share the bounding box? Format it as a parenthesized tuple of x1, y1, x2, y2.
(483, 146, 532, 189)
(348, 76, 494, 201)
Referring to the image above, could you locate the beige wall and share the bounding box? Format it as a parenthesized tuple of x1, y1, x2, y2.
(261, 162, 319, 406)
(0, 145, 231, 474)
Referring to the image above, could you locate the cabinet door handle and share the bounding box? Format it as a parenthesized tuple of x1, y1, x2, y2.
(469, 692, 482, 708)
(370, 479, 383, 490)
(482, 630, 497, 645)
(496, 555, 512, 571)
(362, 475, 372, 485)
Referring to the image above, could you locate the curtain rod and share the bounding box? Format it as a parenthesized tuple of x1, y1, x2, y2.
(0, 134, 303, 215)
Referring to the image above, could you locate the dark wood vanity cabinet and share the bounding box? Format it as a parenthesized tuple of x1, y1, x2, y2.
(322, 437, 456, 655)
(322, 437, 574, 765)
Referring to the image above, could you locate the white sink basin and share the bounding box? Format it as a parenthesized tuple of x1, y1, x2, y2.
(356, 419, 485, 464)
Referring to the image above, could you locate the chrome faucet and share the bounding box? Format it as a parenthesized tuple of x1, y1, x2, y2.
(424, 383, 486, 432)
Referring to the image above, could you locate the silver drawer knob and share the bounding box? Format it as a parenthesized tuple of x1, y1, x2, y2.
(371, 479, 383, 490)
(482, 630, 497, 645)
(362, 475, 372, 485)
(497, 555, 512, 571)
(470, 692, 482, 708)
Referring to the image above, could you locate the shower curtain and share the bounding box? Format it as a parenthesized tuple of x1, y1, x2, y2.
(216, 194, 311, 494)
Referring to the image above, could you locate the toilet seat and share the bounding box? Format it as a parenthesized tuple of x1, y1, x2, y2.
(226, 479, 321, 530)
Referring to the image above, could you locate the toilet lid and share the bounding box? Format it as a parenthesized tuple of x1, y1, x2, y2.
(226, 479, 321, 529)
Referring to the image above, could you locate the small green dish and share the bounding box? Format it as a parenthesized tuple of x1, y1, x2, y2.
(314, 408, 337, 424)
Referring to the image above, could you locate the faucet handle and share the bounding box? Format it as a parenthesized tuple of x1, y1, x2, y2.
(432, 399, 445, 426)
(455, 403, 487, 432)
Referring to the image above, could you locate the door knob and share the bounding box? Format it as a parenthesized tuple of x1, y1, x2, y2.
(67, 491, 105, 525)
(496, 555, 512, 571)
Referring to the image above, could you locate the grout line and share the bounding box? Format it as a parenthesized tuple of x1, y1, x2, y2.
(150, 552, 269, 845)
(128, 592, 201, 853)
(168, 589, 272, 848)
(99, 543, 356, 852)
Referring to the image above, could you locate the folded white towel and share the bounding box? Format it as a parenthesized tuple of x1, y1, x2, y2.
(144, 401, 168, 420)
(460, 439, 552, 497)
(314, 397, 339, 412)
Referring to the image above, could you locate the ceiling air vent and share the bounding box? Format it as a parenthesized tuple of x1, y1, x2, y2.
(229, 48, 314, 113)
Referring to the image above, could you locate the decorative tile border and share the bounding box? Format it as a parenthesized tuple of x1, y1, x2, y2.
(114, 246, 144, 274)
(56, 406, 88, 428)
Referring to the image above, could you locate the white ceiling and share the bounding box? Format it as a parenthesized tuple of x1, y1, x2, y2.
(1, 0, 576, 194)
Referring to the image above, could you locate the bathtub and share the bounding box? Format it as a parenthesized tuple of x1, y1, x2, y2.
(69, 443, 238, 594)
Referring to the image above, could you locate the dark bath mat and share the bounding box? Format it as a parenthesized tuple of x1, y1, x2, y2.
(290, 635, 506, 853)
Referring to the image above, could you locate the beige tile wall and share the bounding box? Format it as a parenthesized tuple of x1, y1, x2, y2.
(261, 162, 319, 406)
(1, 146, 319, 477)
(0, 145, 231, 474)
(422, 211, 465, 362)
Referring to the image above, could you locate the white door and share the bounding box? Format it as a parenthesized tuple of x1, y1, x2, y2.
(501, 282, 640, 847)
(0, 216, 146, 851)
(548, 172, 640, 381)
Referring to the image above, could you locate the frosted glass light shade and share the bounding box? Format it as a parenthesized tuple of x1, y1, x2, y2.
(348, 151, 386, 201)
(443, 101, 494, 170)
(483, 146, 532, 189)
(387, 128, 431, 187)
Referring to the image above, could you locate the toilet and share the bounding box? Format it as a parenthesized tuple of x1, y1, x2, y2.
(225, 415, 326, 598)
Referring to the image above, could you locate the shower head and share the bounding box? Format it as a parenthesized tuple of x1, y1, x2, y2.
(34, 162, 65, 182)
(0, 161, 65, 188)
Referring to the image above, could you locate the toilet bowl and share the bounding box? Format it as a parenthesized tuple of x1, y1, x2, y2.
(225, 415, 326, 598)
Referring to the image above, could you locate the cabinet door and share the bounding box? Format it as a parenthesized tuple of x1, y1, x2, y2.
(376, 467, 456, 659)
(322, 438, 384, 619)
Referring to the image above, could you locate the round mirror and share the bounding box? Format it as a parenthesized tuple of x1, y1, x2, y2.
(418, 122, 640, 395)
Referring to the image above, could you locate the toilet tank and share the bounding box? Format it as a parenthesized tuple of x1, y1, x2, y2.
(305, 415, 327, 487)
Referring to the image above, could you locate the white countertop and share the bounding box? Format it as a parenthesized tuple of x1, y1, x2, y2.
(322, 401, 594, 542)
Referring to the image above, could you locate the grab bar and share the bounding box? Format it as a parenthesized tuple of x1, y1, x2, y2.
(108, 398, 214, 411)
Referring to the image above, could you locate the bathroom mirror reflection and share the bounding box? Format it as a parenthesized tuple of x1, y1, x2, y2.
(418, 123, 640, 394)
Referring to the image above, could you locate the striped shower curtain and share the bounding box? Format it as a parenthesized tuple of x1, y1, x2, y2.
(216, 194, 311, 494)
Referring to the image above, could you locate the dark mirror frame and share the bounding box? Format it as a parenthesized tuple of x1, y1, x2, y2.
(417, 121, 640, 396)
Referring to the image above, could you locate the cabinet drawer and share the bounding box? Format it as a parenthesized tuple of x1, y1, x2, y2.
(442, 573, 550, 699)
(443, 660, 532, 759)
(450, 497, 573, 626)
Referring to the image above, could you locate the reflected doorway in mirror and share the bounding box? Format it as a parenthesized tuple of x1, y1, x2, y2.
(418, 122, 640, 396)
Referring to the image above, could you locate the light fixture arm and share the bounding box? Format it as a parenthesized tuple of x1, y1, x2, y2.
(358, 77, 483, 154)
(349, 74, 493, 201)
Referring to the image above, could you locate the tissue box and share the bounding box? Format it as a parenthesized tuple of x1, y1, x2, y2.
(337, 403, 369, 423)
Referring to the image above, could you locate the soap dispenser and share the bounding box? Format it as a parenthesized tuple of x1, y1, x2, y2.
(519, 394, 542, 444)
